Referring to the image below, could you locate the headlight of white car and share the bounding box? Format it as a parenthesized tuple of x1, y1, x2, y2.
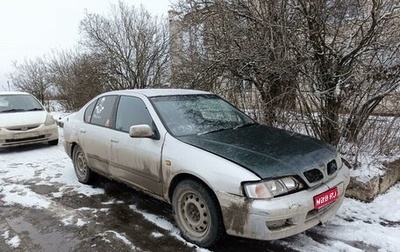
(243, 176, 304, 199)
(45, 114, 56, 126)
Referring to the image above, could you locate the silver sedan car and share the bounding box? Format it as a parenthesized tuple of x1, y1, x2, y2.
(63, 89, 350, 247)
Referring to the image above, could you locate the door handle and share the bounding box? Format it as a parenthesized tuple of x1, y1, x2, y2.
(79, 128, 86, 133)
(111, 139, 119, 143)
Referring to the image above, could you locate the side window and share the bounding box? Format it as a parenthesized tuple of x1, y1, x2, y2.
(90, 96, 117, 127)
(84, 101, 96, 123)
(115, 96, 153, 132)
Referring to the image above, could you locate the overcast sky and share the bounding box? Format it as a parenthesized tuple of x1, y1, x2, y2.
(0, 0, 171, 91)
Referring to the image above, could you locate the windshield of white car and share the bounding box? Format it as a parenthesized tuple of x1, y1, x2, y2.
(151, 94, 256, 136)
(0, 94, 44, 113)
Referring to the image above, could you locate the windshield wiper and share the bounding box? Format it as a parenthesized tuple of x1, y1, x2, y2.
(234, 122, 258, 129)
(198, 127, 231, 135)
(1, 108, 26, 113)
(27, 108, 43, 111)
(198, 122, 258, 135)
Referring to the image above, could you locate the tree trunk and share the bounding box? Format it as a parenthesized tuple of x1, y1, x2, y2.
(320, 94, 340, 146)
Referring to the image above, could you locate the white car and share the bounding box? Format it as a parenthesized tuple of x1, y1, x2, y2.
(0, 91, 59, 148)
(63, 89, 350, 247)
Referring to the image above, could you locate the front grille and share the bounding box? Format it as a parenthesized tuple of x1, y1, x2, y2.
(304, 159, 338, 184)
(327, 160, 338, 175)
(304, 169, 324, 183)
(6, 124, 41, 131)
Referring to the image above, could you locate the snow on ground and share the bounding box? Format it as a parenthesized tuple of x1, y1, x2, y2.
(1, 230, 21, 248)
(99, 230, 137, 249)
(1, 126, 400, 251)
(283, 184, 400, 252)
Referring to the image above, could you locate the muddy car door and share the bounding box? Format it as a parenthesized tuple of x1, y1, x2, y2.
(81, 95, 118, 175)
(108, 95, 163, 196)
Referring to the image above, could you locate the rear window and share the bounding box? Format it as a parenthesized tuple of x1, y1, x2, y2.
(87, 96, 118, 127)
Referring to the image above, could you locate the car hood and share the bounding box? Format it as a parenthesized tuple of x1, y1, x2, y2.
(177, 124, 337, 179)
(0, 111, 47, 127)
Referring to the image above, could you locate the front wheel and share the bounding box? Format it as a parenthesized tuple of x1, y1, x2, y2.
(172, 179, 225, 247)
(72, 145, 95, 184)
(48, 139, 59, 146)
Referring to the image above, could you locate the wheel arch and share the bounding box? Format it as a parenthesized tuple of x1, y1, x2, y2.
(70, 141, 78, 157)
(168, 173, 217, 204)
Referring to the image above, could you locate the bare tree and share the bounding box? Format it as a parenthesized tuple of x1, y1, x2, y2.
(172, 0, 400, 147)
(47, 50, 108, 111)
(79, 1, 170, 89)
(293, 0, 400, 145)
(172, 0, 299, 124)
(9, 57, 51, 104)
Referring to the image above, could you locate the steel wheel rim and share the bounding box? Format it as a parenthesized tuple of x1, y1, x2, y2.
(178, 190, 210, 238)
(75, 151, 87, 178)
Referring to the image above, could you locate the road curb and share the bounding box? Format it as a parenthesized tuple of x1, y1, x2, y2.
(345, 159, 400, 202)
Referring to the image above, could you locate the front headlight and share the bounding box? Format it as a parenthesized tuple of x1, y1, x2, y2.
(45, 114, 56, 126)
(243, 176, 304, 199)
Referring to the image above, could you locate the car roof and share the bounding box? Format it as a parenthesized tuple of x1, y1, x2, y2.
(103, 88, 211, 97)
(0, 91, 30, 96)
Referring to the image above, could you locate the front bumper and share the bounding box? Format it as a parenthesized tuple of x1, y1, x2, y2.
(0, 124, 58, 148)
(216, 165, 350, 240)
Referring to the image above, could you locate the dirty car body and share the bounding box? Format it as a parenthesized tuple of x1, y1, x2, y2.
(62, 89, 350, 247)
(0, 91, 58, 148)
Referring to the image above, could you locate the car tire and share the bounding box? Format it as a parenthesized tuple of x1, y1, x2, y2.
(172, 179, 225, 247)
(48, 139, 59, 146)
(72, 145, 95, 184)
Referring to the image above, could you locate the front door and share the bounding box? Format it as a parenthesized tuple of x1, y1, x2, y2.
(108, 95, 163, 196)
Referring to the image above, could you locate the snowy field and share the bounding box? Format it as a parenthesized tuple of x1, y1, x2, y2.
(1, 122, 400, 251)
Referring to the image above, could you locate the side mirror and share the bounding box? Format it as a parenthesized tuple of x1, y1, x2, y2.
(129, 124, 154, 138)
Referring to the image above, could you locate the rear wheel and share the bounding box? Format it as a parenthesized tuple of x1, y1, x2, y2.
(172, 179, 225, 247)
(72, 145, 95, 184)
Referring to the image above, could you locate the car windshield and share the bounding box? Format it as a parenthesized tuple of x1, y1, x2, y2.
(151, 94, 256, 136)
(0, 94, 44, 113)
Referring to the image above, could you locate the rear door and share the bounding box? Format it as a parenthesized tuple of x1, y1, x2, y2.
(108, 95, 164, 196)
(80, 95, 118, 175)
